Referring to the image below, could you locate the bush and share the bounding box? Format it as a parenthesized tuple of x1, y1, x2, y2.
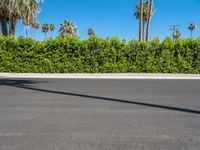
(0, 36, 199, 73)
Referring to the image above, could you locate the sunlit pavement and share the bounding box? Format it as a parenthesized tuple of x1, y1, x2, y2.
(0, 78, 200, 150)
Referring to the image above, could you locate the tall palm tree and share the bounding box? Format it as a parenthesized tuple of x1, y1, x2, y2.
(0, 0, 10, 36)
(134, 1, 154, 42)
(59, 20, 77, 37)
(134, 1, 149, 41)
(0, 0, 43, 37)
(0, 16, 8, 36)
(49, 24, 55, 37)
(139, 0, 144, 42)
(146, 0, 153, 44)
(42, 23, 49, 39)
(23, 19, 30, 37)
(10, 0, 42, 37)
(31, 19, 40, 38)
(88, 28, 96, 37)
(188, 23, 197, 38)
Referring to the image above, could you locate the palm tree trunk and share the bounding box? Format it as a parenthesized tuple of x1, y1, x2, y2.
(191, 30, 193, 38)
(25, 27, 28, 37)
(143, 22, 145, 41)
(33, 29, 36, 39)
(139, 0, 144, 42)
(0, 16, 8, 36)
(9, 18, 16, 37)
(146, 0, 153, 43)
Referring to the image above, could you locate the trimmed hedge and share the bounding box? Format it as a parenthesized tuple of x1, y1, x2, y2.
(0, 36, 199, 73)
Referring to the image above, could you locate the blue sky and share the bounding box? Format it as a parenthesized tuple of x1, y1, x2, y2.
(15, 0, 200, 41)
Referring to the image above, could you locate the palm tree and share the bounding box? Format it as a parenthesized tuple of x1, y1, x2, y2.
(0, 0, 10, 36)
(134, 1, 154, 42)
(0, 0, 43, 37)
(42, 23, 49, 39)
(59, 20, 77, 37)
(88, 28, 96, 37)
(139, 0, 144, 42)
(135, 1, 150, 41)
(10, 0, 43, 37)
(146, 0, 154, 44)
(49, 24, 55, 37)
(23, 19, 30, 37)
(31, 19, 40, 39)
(188, 23, 197, 38)
(0, 16, 8, 36)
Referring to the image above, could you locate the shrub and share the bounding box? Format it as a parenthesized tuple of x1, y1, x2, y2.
(0, 35, 199, 73)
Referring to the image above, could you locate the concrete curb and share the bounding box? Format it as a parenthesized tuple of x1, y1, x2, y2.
(0, 73, 200, 80)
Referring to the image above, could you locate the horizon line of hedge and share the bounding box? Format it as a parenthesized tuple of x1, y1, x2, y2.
(0, 36, 199, 73)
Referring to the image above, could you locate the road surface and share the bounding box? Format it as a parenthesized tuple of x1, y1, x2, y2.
(0, 78, 200, 150)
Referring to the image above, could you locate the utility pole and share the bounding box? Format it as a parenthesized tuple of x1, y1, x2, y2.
(170, 25, 180, 42)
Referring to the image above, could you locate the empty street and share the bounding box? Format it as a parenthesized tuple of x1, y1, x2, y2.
(0, 78, 200, 150)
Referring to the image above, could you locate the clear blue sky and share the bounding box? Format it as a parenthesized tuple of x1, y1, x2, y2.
(16, 0, 200, 41)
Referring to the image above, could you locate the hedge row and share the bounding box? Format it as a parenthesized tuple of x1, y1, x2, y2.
(0, 36, 199, 73)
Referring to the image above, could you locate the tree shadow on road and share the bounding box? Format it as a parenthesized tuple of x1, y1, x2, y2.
(0, 79, 38, 86)
(1, 79, 200, 115)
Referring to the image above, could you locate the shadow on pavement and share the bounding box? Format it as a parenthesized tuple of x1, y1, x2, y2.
(1, 79, 200, 115)
(0, 79, 38, 86)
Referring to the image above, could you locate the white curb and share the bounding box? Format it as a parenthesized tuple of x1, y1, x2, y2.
(0, 73, 200, 80)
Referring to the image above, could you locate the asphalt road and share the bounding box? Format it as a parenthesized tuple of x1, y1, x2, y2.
(0, 78, 200, 150)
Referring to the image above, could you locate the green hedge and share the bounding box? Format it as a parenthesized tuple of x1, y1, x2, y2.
(0, 36, 199, 73)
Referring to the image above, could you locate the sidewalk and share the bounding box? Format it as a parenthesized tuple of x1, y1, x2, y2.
(0, 73, 200, 79)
